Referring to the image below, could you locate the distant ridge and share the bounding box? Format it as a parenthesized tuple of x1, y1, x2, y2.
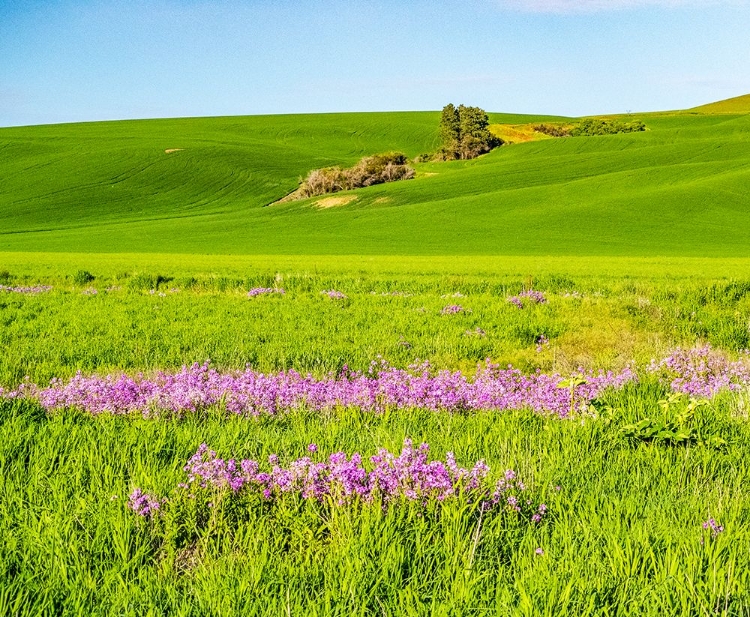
(1, 107, 750, 256)
(689, 93, 750, 114)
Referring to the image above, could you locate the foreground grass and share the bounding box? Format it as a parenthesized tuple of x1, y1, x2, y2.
(3, 257, 750, 614)
(2, 384, 749, 616)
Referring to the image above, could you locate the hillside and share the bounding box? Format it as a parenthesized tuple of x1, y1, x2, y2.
(0, 105, 749, 256)
(689, 93, 750, 114)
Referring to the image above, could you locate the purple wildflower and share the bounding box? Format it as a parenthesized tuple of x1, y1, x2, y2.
(3, 359, 636, 419)
(702, 518, 724, 538)
(508, 289, 547, 309)
(132, 441, 555, 517)
(0, 284, 53, 294)
(322, 290, 347, 299)
(649, 345, 750, 397)
(441, 304, 465, 315)
(128, 488, 162, 518)
(247, 287, 285, 297)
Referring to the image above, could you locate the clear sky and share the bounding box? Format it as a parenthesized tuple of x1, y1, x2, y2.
(1, 0, 749, 127)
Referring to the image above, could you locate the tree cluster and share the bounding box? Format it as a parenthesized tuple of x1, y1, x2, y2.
(533, 118, 646, 138)
(437, 104, 503, 160)
(298, 152, 415, 198)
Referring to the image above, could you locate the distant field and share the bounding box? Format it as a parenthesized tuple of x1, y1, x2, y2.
(2, 104, 748, 256)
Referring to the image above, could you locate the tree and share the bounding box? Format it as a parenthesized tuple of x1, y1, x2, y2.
(439, 104, 461, 160)
(438, 104, 502, 160)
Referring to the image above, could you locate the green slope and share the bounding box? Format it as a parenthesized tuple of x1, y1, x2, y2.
(689, 93, 750, 114)
(0, 112, 444, 231)
(0, 106, 749, 256)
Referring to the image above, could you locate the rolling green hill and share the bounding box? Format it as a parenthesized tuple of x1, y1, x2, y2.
(689, 93, 750, 114)
(0, 103, 748, 256)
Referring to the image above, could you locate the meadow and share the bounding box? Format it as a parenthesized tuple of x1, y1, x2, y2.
(2, 96, 750, 615)
(2, 255, 750, 615)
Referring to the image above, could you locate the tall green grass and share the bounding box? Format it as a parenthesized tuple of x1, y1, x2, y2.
(2, 387, 749, 616)
(2, 263, 750, 386)
(2, 261, 750, 614)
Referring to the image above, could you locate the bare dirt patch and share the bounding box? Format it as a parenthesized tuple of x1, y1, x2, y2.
(164, 149, 184, 154)
(315, 195, 358, 209)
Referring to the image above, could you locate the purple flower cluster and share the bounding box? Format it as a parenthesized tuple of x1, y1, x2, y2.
(486, 469, 547, 523)
(128, 488, 162, 518)
(441, 305, 466, 315)
(649, 345, 750, 397)
(508, 289, 547, 309)
(247, 288, 285, 297)
(535, 335, 550, 353)
(0, 284, 53, 294)
(702, 518, 724, 538)
(322, 290, 347, 299)
(4, 361, 636, 419)
(130, 441, 548, 520)
(176, 440, 490, 505)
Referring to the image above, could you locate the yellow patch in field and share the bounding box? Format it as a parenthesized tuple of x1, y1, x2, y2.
(164, 148, 184, 154)
(489, 124, 552, 144)
(373, 197, 392, 204)
(315, 195, 358, 208)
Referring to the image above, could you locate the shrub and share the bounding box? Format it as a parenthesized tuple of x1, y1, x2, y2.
(73, 270, 95, 285)
(533, 124, 572, 138)
(298, 152, 414, 198)
(534, 119, 646, 139)
(127, 273, 173, 291)
(299, 167, 347, 197)
(570, 118, 646, 137)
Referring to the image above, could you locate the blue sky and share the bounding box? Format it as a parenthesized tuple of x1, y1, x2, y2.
(1, 0, 749, 126)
